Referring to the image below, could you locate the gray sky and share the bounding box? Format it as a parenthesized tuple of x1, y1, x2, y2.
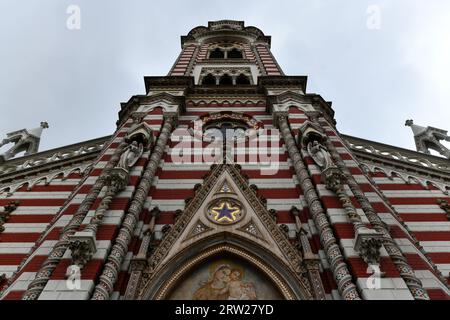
(1, 0, 450, 154)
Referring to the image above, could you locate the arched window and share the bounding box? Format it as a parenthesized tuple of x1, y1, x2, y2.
(209, 48, 225, 59)
(219, 74, 233, 86)
(236, 74, 251, 85)
(228, 48, 243, 59)
(202, 74, 216, 85)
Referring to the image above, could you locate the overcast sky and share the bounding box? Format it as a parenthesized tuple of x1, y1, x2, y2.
(1, 1, 450, 154)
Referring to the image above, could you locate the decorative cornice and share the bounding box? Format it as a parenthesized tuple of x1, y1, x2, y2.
(343, 134, 450, 180)
(258, 76, 307, 92)
(144, 76, 194, 93)
(182, 20, 271, 47)
(0, 136, 109, 184)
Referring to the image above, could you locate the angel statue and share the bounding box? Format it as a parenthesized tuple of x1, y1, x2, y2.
(117, 141, 143, 170)
(307, 140, 334, 170)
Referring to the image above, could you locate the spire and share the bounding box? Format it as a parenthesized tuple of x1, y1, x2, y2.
(0, 121, 49, 163)
(405, 119, 450, 159)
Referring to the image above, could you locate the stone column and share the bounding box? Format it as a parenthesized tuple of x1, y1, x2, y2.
(276, 114, 361, 300)
(68, 170, 129, 268)
(313, 115, 430, 300)
(321, 167, 383, 269)
(123, 207, 160, 300)
(22, 140, 128, 300)
(91, 115, 176, 300)
(291, 207, 327, 300)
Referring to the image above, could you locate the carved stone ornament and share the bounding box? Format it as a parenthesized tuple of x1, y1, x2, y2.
(107, 167, 131, 191)
(0, 122, 49, 163)
(125, 121, 154, 148)
(0, 201, 20, 233)
(298, 120, 325, 149)
(354, 227, 384, 267)
(67, 232, 97, 268)
(308, 140, 335, 171)
(322, 167, 346, 192)
(437, 199, 450, 220)
(406, 120, 450, 159)
(206, 198, 244, 225)
(117, 141, 144, 171)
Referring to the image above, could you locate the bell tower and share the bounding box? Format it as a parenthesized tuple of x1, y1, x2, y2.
(169, 20, 283, 83)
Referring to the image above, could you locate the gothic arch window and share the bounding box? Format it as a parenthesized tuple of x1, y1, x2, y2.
(202, 73, 217, 85)
(209, 48, 225, 59)
(236, 74, 251, 85)
(228, 48, 243, 59)
(219, 74, 233, 86)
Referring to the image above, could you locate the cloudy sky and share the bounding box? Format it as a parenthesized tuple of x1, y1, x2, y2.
(1, 0, 450, 154)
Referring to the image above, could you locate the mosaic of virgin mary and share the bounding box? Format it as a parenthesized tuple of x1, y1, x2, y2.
(167, 258, 282, 300)
(193, 263, 257, 300)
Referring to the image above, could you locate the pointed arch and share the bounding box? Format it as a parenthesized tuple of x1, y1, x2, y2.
(139, 233, 310, 300)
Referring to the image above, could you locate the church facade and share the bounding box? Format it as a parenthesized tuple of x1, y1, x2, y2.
(0, 20, 449, 300)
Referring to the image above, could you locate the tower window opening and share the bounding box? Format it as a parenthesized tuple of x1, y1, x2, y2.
(228, 48, 243, 59)
(202, 74, 217, 85)
(209, 48, 225, 59)
(219, 74, 233, 86)
(236, 74, 251, 85)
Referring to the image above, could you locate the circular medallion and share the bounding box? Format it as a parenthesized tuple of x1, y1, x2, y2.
(206, 198, 244, 225)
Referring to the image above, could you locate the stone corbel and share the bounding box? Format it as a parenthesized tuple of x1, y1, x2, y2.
(354, 228, 384, 269)
(67, 233, 97, 268)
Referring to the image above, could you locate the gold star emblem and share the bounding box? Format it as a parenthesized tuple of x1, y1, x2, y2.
(209, 200, 241, 224)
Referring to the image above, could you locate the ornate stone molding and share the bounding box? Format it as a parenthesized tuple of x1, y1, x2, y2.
(144, 164, 308, 283)
(274, 112, 361, 300)
(22, 135, 130, 300)
(299, 120, 384, 270)
(91, 114, 177, 300)
(67, 236, 97, 268)
(354, 234, 383, 267)
(0, 136, 107, 177)
(148, 245, 297, 300)
(344, 134, 450, 174)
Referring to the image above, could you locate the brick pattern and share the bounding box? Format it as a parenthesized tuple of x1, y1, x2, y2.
(255, 44, 283, 75)
(169, 45, 197, 76)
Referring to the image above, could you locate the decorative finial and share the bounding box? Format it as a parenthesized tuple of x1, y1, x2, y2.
(405, 119, 450, 159)
(405, 119, 413, 127)
(0, 122, 49, 163)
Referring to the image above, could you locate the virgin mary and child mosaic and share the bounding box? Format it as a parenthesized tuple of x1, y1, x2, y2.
(168, 258, 283, 300)
(193, 264, 257, 300)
